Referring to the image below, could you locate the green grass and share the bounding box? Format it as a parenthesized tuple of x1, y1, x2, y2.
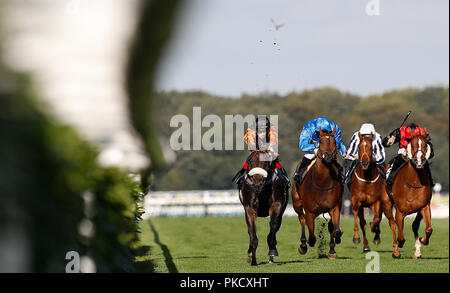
(135, 215, 449, 273)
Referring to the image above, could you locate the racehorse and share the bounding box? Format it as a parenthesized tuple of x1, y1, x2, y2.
(390, 130, 433, 259)
(240, 150, 289, 266)
(292, 128, 344, 259)
(349, 132, 396, 252)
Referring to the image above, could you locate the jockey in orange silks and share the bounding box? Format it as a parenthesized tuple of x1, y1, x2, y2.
(232, 116, 289, 190)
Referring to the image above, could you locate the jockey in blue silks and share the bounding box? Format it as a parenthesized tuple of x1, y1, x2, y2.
(293, 117, 346, 184)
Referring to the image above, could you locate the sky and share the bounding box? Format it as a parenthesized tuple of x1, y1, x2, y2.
(155, 0, 449, 98)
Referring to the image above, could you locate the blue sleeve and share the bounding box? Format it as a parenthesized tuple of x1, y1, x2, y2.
(333, 124, 346, 156)
(299, 125, 316, 151)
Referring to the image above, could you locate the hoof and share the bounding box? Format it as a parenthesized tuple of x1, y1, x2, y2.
(251, 262, 257, 266)
(413, 254, 422, 259)
(363, 246, 371, 252)
(392, 252, 401, 259)
(268, 249, 278, 257)
(269, 256, 274, 264)
(298, 244, 307, 255)
(247, 253, 252, 263)
(373, 239, 381, 245)
(353, 237, 361, 244)
(419, 237, 428, 246)
(328, 253, 337, 260)
(308, 240, 316, 247)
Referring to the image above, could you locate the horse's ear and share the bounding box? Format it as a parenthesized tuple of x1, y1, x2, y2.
(369, 132, 374, 139)
(423, 128, 429, 137)
(318, 128, 323, 136)
(358, 131, 362, 140)
(332, 127, 336, 135)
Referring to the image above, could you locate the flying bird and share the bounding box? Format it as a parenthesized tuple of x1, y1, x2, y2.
(270, 18, 285, 30)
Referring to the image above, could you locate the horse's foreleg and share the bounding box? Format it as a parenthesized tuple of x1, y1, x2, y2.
(245, 207, 258, 266)
(305, 212, 316, 247)
(358, 208, 370, 252)
(352, 203, 361, 244)
(267, 203, 282, 262)
(293, 186, 307, 254)
(419, 204, 432, 246)
(412, 211, 423, 259)
(381, 187, 399, 258)
(329, 205, 342, 244)
(395, 208, 406, 249)
(370, 200, 382, 245)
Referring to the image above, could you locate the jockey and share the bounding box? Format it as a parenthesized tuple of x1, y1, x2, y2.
(293, 117, 346, 184)
(382, 123, 435, 192)
(343, 123, 386, 189)
(232, 116, 288, 189)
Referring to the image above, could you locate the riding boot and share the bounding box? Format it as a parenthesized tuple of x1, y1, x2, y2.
(375, 162, 386, 181)
(293, 157, 313, 184)
(344, 159, 357, 190)
(386, 154, 404, 194)
(331, 160, 345, 183)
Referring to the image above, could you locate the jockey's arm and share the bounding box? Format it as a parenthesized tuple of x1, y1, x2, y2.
(345, 132, 359, 160)
(299, 127, 316, 152)
(382, 128, 400, 147)
(333, 125, 347, 156)
(373, 133, 386, 164)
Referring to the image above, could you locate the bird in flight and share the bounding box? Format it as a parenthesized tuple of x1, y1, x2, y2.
(270, 18, 285, 30)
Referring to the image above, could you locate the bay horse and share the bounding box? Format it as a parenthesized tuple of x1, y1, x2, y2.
(350, 132, 397, 253)
(390, 130, 433, 259)
(240, 150, 289, 266)
(292, 128, 344, 259)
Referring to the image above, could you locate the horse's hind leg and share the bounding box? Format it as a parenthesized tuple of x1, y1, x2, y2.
(244, 207, 258, 266)
(412, 211, 423, 259)
(292, 185, 307, 254)
(370, 200, 382, 245)
(419, 204, 432, 246)
(267, 203, 282, 263)
(358, 208, 370, 252)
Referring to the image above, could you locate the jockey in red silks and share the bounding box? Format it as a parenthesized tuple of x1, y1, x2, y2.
(382, 123, 435, 192)
(232, 116, 289, 190)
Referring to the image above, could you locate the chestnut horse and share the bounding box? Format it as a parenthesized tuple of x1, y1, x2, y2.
(240, 150, 289, 265)
(391, 131, 433, 259)
(350, 132, 397, 253)
(292, 128, 344, 259)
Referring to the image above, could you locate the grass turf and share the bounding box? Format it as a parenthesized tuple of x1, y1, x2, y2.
(135, 214, 449, 273)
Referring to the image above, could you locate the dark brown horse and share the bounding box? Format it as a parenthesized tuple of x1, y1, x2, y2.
(391, 130, 433, 259)
(292, 128, 344, 259)
(350, 132, 396, 252)
(240, 150, 288, 265)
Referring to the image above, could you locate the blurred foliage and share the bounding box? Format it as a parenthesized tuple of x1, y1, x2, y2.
(0, 66, 144, 272)
(152, 87, 449, 192)
(126, 0, 183, 177)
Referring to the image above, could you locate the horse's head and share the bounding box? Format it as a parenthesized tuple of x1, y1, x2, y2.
(407, 129, 431, 169)
(246, 150, 271, 193)
(358, 132, 373, 170)
(317, 128, 337, 164)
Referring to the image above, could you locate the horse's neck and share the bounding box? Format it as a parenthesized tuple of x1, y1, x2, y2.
(313, 158, 332, 182)
(356, 162, 377, 180)
(405, 162, 429, 186)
